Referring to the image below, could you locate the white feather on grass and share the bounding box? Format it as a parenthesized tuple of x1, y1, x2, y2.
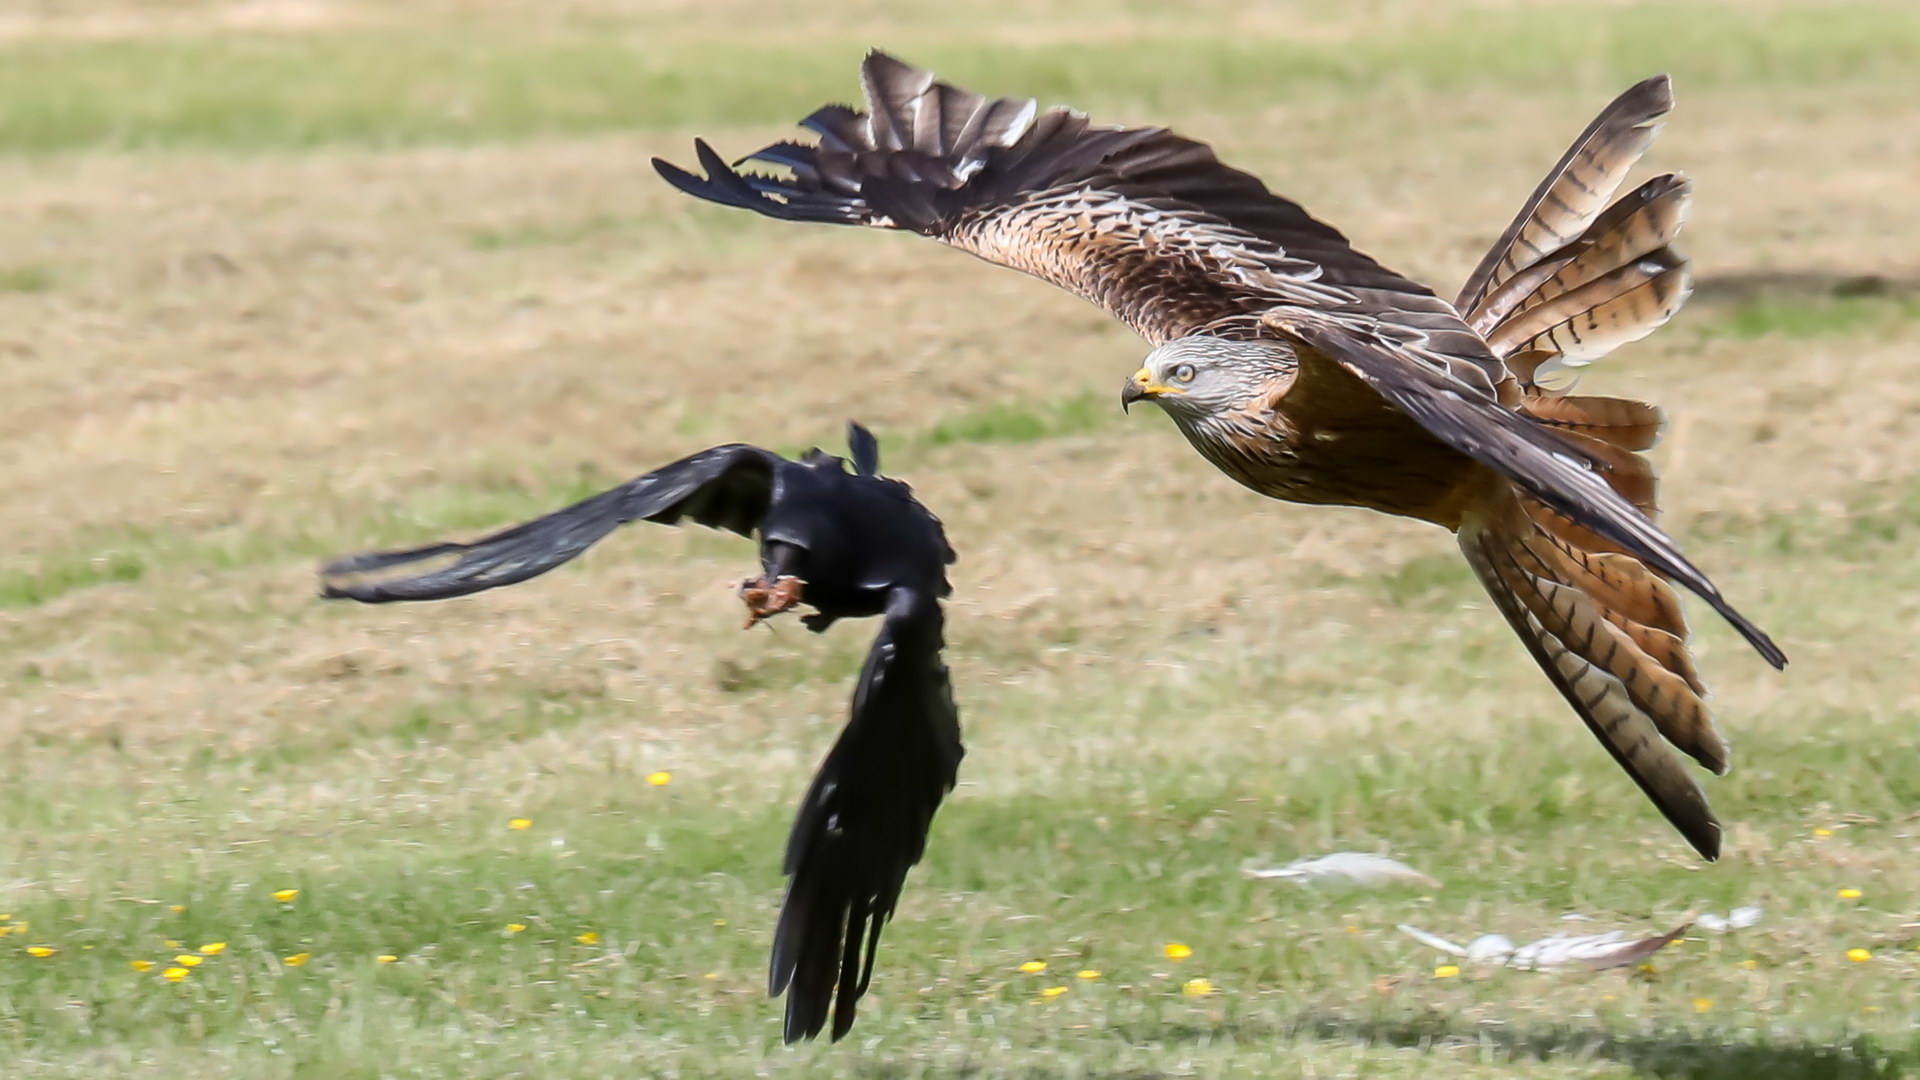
(1694, 906, 1762, 932)
(1244, 852, 1439, 889)
(1396, 920, 1691, 971)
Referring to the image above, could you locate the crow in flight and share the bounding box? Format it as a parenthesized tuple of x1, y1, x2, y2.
(320, 422, 962, 1043)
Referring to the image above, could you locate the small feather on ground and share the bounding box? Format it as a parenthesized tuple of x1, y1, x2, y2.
(1244, 852, 1440, 889)
(1397, 920, 1693, 970)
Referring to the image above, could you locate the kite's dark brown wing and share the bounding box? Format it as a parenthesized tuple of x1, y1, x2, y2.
(654, 51, 1494, 373)
(772, 586, 962, 1044)
(318, 445, 779, 603)
(1262, 307, 1784, 670)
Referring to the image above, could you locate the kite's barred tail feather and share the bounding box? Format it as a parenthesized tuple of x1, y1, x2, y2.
(1459, 483, 1727, 860)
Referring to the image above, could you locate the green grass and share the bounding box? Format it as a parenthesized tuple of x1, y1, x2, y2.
(3, 2, 1918, 1076)
(0, 265, 54, 293)
(918, 391, 1115, 448)
(1701, 294, 1920, 341)
(0, 3, 1912, 152)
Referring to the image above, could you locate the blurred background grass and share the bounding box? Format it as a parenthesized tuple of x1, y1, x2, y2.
(1, 2, 1918, 1077)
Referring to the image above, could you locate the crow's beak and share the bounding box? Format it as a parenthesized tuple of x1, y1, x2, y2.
(1121, 367, 1179, 413)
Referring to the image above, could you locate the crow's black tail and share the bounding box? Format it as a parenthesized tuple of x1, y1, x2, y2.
(771, 589, 962, 1043)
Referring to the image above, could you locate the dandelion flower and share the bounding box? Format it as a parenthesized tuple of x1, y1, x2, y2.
(1813, 827, 1834, 838)
(25, 945, 55, 958)
(1163, 943, 1193, 961)
(1018, 960, 1048, 974)
(1847, 948, 1872, 963)
(14, 922, 27, 934)
(1039, 986, 1068, 1000)
(164, 939, 181, 950)
(377, 955, 398, 964)
(283, 952, 312, 967)
(130, 960, 155, 972)
(1740, 959, 1758, 970)
(505, 923, 527, 934)
(1433, 965, 1461, 979)
(508, 818, 532, 831)
(199, 942, 226, 956)
(175, 955, 203, 967)
(0, 926, 11, 937)
(1181, 978, 1213, 997)
(712, 919, 727, 928)
(163, 966, 189, 982)
(272, 889, 299, 903)
(169, 905, 185, 913)
(576, 932, 600, 945)
(1076, 969, 1102, 981)
(703, 972, 720, 980)
(0, 913, 10, 920)
(646, 771, 672, 787)
(1693, 997, 1713, 1014)
(1838, 888, 1862, 900)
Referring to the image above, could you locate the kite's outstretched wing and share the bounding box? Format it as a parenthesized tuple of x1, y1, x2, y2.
(1264, 307, 1783, 861)
(319, 445, 780, 603)
(1264, 307, 1782, 668)
(771, 587, 962, 1043)
(655, 50, 1492, 370)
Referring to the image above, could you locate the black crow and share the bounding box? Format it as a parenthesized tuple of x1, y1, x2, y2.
(319, 422, 962, 1043)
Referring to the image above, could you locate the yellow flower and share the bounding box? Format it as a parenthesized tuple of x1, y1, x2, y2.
(647, 771, 672, 787)
(0, 913, 10, 920)
(377, 954, 398, 964)
(1693, 997, 1713, 1014)
(1433, 965, 1461, 979)
(283, 952, 312, 967)
(1163, 943, 1193, 961)
(1838, 888, 1863, 900)
(1636, 963, 1658, 975)
(1847, 948, 1872, 963)
(169, 905, 185, 913)
(1181, 978, 1213, 997)
(712, 919, 727, 928)
(0, 925, 11, 937)
(175, 955, 203, 967)
(576, 932, 600, 945)
(130, 960, 155, 972)
(1018, 960, 1048, 974)
(1601, 994, 1617, 1003)
(164, 939, 182, 950)
(13, 922, 27, 935)
(505, 923, 527, 934)
(199, 942, 226, 956)
(1740, 959, 1758, 970)
(703, 972, 720, 980)
(1813, 827, 1834, 838)
(163, 966, 189, 982)
(1039, 985, 1068, 1000)
(508, 818, 532, 831)
(25, 945, 55, 958)
(272, 889, 299, 903)
(1076, 969, 1102, 981)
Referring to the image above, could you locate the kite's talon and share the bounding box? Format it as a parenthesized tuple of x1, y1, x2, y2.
(740, 574, 805, 628)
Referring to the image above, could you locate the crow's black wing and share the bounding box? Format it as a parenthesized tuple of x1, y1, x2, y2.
(320, 445, 780, 603)
(771, 587, 963, 1043)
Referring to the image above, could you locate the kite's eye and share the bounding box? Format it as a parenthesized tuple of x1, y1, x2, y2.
(1172, 363, 1196, 383)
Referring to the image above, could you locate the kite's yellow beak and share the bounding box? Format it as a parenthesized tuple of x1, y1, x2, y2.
(1121, 367, 1182, 412)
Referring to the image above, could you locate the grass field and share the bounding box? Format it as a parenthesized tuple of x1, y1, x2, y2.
(2, 1, 1919, 1076)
